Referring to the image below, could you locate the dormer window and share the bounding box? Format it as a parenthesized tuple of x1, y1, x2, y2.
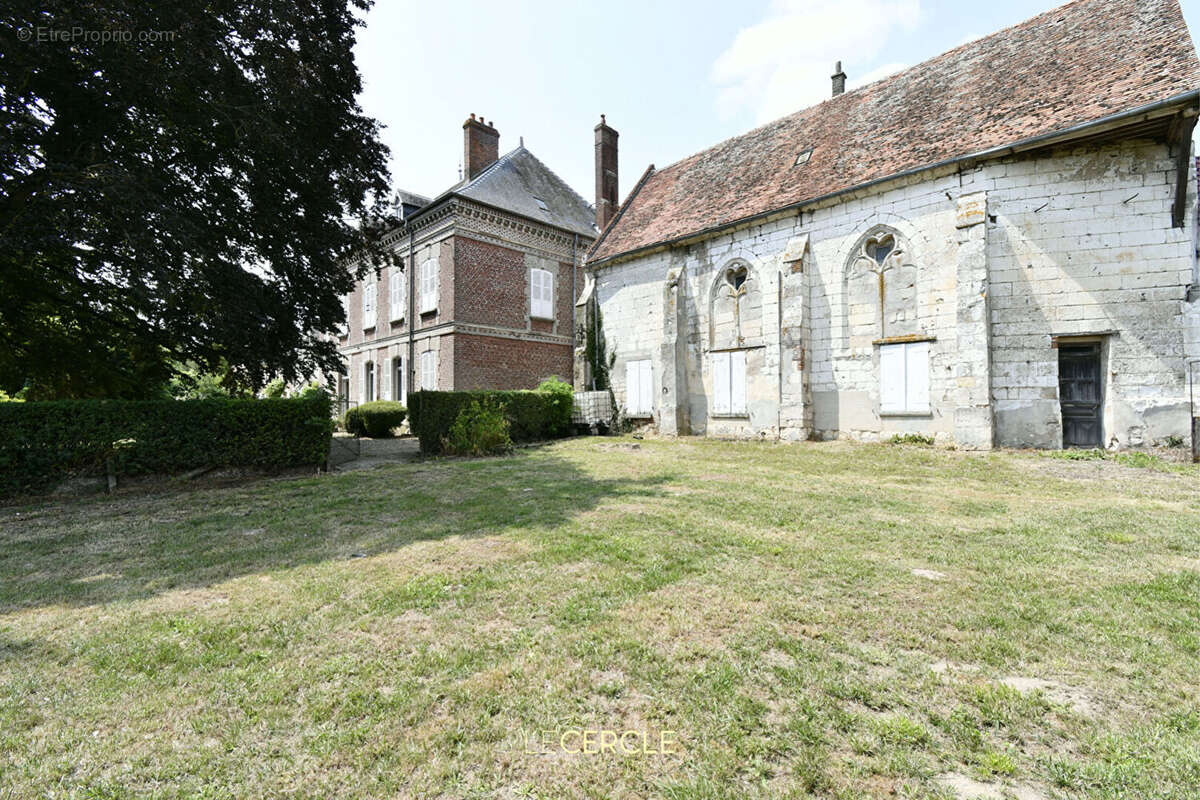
(533, 197, 549, 212)
(794, 148, 813, 166)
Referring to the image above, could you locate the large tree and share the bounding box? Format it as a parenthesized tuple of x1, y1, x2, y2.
(0, 1, 391, 398)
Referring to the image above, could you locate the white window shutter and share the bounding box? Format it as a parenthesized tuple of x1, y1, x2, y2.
(389, 269, 404, 321)
(712, 352, 730, 414)
(531, 269, 553, 319)
(906, 341, 929, 412)
(880, 345, 906, 413)
(419, 259, 437, 313)
(625, 360, 640, 414)
(730, 350, 747, 415)
(639, 360, 653, 416)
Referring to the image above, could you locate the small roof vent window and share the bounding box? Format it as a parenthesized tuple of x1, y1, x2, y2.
(794, 148, 813, 167)
(533, 197, 549, 211)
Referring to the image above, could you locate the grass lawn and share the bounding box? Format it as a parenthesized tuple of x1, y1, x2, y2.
(1, 438, 1198, 799)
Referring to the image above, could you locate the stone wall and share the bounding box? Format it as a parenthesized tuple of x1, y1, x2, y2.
(986, 141, 1195, 448)
(590, 137, 1197, 449)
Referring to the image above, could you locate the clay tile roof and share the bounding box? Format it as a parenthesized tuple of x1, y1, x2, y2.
(590, 0, 1200, 264)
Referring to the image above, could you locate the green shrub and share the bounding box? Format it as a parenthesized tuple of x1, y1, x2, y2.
(344, 401, 407, 438)
(535, 376, 574, 435)
(0, 394, 332, 499)
(408, 387, 571, 455)
(887, 433, 934, 446)
(263, 378, 287, 399)
(444, 399, 511, 456)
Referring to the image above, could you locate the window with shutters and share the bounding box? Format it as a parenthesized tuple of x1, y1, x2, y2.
(361, 282, 377, 329)
(420, 350, 436, 390)
(389, 267, 406, 321)
(364, 361, 376, 402)
(624, 359, 653, 417)
(419, 258, 437, 313)
(711, 350, 747, 416)
(530, 268, 554, 319)
(879, 341, 929, 414)
(392, 357, 405, 403)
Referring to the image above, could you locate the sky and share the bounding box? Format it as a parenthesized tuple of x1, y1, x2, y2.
(353, 0, 1200, 207)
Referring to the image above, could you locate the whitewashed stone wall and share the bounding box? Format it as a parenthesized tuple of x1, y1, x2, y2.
(986, 141, 1195, 448)
(591, 137, 1197, 449)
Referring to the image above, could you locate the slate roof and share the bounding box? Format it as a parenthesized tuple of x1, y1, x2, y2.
(415, 146, 596, 239)
(591, 0, 1200, 264)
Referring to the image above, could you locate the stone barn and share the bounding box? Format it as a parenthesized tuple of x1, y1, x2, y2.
(580, 0, 1200, 450)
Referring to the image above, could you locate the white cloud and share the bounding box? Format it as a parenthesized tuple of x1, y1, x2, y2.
(712, 0, 921, 124)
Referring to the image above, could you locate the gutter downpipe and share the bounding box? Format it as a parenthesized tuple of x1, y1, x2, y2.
(571, 233, 578, 385)
(407, 227, 415, 401)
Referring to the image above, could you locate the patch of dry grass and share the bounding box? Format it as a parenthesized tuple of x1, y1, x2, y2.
(1, 437, 1197, 799)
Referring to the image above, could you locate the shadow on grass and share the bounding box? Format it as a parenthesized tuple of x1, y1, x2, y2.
(0, 447, 671, 613)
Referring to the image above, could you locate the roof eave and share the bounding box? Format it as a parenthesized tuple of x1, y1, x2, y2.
(590, 88, 1200, 268)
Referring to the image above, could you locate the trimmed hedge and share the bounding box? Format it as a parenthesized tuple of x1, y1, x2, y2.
(408, 388, 571, 455)
(344, 401, 407, 438)
(0, 394, 333, 498)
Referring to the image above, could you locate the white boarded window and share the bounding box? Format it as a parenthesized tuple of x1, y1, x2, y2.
(420, 350, 436, 390)
(530, 268, 554, 319)
(389, 268, 406, 321)
(624, 359, 653, 416)
(361, 281, 377, 329)
(419, 258, 437, 313)
(712, 350, 747, 415)
(880, 341, 929, 414)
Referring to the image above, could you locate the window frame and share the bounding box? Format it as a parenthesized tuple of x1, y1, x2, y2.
(364, 360, 376, 403)
(530, 268, 554, 320)
(419, 257, 437, 314)
(389, 267, 406, 322)
(419, 350, 436, 391)
(361, 281, 377, 330)
(392, 357, 405, 403)
(879, 340, 930, 416)
(624, 359, 653, 417)
(711, 350, 748, 416)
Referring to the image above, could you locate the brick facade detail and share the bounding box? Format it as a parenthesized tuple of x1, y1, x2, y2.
(454, 333, 573, 390)
(454, 236, 527, 328)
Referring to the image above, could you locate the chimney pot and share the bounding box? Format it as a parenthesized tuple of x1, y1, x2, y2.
(594, 115, 619, 231)
(831, 61, 847, 97)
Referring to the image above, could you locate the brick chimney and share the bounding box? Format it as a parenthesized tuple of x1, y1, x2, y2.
(463, 114, 499, 181)
(831, 61, 847, 96)
(594, 114, 619, 231)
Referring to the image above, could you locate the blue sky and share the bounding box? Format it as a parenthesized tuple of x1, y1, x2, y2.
(354, 0, 1200, 206)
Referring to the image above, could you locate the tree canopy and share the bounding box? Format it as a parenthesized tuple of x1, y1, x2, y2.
(1, 1, 391, 398)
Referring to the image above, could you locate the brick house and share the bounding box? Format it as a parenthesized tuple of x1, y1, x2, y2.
(580, 0, 1200, 450)
(337, 115, 602, 407)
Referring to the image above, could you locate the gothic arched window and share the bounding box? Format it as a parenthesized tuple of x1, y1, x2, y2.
(848, 228, 918, 339)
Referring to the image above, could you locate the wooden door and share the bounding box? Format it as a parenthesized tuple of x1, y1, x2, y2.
(1059, 344, 1102, 448)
